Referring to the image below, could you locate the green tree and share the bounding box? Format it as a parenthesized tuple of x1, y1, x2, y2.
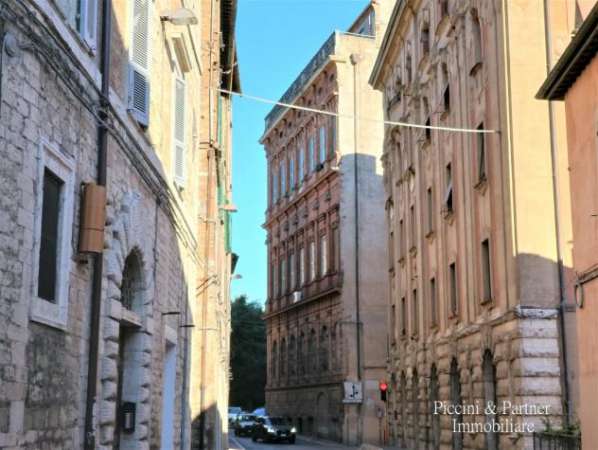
(229, 295, 266, 412)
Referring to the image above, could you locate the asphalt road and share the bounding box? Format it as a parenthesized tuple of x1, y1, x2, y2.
(229, 435, 355, 450)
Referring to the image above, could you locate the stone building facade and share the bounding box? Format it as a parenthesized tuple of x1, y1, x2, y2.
(0, 0, 237, 449)
(538, 3, 598, 449)
(369, 0, 584, 449)
(261, 2, 393, 446)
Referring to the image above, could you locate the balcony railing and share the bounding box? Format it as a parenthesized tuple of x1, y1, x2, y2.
(533, 432, 581, 450)
(266, 272, 342, 315)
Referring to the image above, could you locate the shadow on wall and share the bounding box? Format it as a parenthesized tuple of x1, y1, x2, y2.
(192, 403, 224, 450)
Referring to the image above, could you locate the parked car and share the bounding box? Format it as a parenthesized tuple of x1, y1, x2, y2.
(233, 414, 258, 437)
(228, 406, 243, 425)
(251, 416, 296, 444)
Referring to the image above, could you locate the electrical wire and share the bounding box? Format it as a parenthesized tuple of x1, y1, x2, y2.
(217, 88, 499, 135)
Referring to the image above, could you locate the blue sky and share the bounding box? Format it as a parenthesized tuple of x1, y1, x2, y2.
(230, 0, 370, 305)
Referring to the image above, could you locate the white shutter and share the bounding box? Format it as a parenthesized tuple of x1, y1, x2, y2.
(173, 79, 186, 184)
(128, 0, 150, 126)
(79, 0, 98, 50)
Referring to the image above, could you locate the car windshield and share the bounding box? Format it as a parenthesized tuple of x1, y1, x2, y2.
(239, 415, 255, 421)
(268, 417, 288, 426)
(229, 407, 242, 414)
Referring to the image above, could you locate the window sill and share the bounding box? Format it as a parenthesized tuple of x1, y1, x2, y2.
(442, 208, 455, 223)
(480, 297, 493, 306)
(474, 176, 488, 193)
(425, 230, 435, 240)
(30, 298, 68, 331)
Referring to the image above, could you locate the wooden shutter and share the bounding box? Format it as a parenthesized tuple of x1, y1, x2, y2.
(129, 0, 150, 125)
(173, 79, 186, 184)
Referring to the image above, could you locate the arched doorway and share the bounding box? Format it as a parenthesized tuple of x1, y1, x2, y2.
(114, 250, 146, 450)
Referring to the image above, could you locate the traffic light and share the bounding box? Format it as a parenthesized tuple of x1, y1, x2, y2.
(379, 380, 388, 402)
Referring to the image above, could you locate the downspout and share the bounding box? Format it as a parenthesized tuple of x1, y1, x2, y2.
(199, 0, 217, 446)
(542, 0, 571, 425)
(350, 53, 363, 382)
(84, 0, 111, 447)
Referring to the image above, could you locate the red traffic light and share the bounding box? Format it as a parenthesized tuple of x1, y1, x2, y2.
(379, 381, 388, 391)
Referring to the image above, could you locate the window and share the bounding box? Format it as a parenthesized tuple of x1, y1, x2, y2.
(477, 123, 487, 182)
(427, 187, 434, 234)
(450, 358, 464, 449)
(32, 140, 75, 329)
(272, 257, 278, 298)
(391, 304, 397, 344)
(425, 117, 431, 143)
(389, 232, 395, 270)
(471, 9, 483, 70)
(442, 63, 450, 113)
(280, 338, 287, 377)
(430, 365, 440, 449)
(298, 333, 305, 375)
(271, 168, 278, 204)
(271, 340, 278, 379)
(331, 225, 339, 272)
(128, 0, 151, 126)
(308, 329, 316, 372)
(439, 0, 448, 18)
(280, 258, 286, 294)
(298, 147, 305, 182)
(444, 163, 453, 214)
(38, 170, 63, 303)
(399, 219, 405, 259)
(449, 262, 458, 316)
(329, 116, 337, 155)
(309, 241, 316, 281)
(400, 297, 407, 336)
(299, 246, 306, 286)
(481, 239, 492, 302)
(79, 0, 98, 49)
(430, 277, 437, 327)
(406, 53, 413, 84)
(410, 205, 416, 249)
(412, 289, 418, 336)
(173, 78, 186, 185)
(289, 335, 296, 376)
(421, 22, 430, 55)
(319, 126, 327, 164)
(289, 154, 296, 189)
(280, 160, 286, 196)
(320, 234, 328, 277)
(319, 327, 329, 372)
(289, 252, 296, 290)
(309, 136, 315, 173)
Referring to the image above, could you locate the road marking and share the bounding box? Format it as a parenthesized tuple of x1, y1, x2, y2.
(229, 435, 247, 450)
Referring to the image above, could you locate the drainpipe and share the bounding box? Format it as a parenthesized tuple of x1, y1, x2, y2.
(84, 0, 111, 448)
(542, 0, 571, 425)
(350, 53, 363, 388)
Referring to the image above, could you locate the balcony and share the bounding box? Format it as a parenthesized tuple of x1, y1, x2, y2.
(264, 271, 342, 318)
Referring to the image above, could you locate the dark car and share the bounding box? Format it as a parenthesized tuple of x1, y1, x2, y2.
(251, 416, 296, 444)
(234, 414, 257, 437)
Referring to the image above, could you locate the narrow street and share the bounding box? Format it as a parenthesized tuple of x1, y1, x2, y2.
(229, 435, 356, 450)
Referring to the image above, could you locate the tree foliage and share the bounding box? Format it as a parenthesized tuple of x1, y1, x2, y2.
(229, 295, 266, 412)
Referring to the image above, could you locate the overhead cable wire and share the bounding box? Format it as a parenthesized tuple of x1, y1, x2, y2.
(217, 88, 499, 135)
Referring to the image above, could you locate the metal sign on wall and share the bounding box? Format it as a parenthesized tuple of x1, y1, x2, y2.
(342, 381, 363, 403)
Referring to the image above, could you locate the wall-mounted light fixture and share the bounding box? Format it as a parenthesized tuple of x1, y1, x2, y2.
(160, 8, 198, 26)
(220, 204, 238, 213)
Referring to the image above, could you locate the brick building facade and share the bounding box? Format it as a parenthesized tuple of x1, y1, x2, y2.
(261, 2, 393, 446)
(0, 0, 237, 448)
(369, 1, 584, 449)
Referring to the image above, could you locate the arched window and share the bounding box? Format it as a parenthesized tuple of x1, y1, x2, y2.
(308, 329, 316, 373)
(280, 338, 287, 378)
(412, 369, 419, 449)
(271, 340, 278, 380)
(289, 335, 296, 376)
(319, 326, 329, 372)
(430, 365, 440, 450)
(450, 358, 463, 450)
(298, 332, 305, 376)
(483, 350, 498, 450)
(471, 9, 482, 72)
(121, 251, 144, 312)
